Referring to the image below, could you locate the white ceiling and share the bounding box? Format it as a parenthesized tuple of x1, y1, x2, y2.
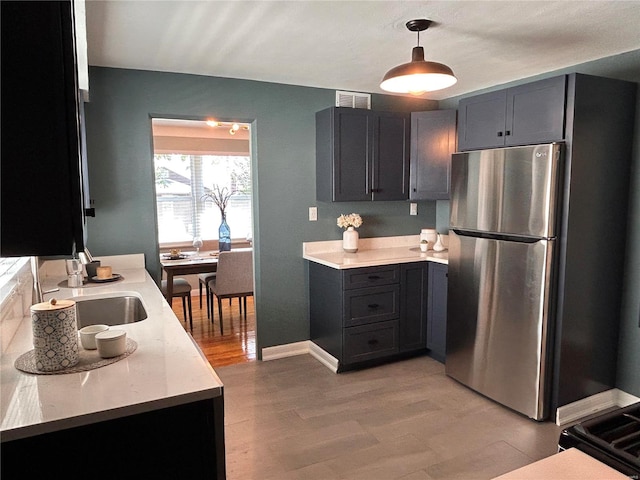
(85, 0, 640, 101)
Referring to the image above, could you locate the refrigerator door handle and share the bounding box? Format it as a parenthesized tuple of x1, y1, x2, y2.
(451, 228, 547, 244)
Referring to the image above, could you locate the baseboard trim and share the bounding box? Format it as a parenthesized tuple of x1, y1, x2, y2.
(555, 389, 640, 426)
(308, 342, 339, 373)
(261, 341, 310, 361)
(260, 341, 339, 372)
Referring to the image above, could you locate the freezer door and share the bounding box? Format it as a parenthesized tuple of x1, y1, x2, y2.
(450, 143, 562, 238)
(445, 231, 555, 420)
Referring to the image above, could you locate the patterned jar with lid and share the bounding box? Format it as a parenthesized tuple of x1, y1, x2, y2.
(31, 298, 79, 371)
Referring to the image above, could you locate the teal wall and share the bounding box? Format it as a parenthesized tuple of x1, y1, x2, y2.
(83, 68, 437, 355)
(85, 48, 639, 396)
(439, 49, 640, 397)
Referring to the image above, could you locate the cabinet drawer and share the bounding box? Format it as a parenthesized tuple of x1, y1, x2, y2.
(343, 320, 399, 365)
(343, 265, 400, 289)
(344, 285, 400, 327)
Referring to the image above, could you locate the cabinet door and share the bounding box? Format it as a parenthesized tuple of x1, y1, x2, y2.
(399, 263, 428, 353)
(457, 90, 507, 151)
(506, 76, 566, 146)
(410, 110, 457, 200)
(316, 107, 409, 202)
(458, 76, 567, 152)
(372, 112, 410, 201)
(427, 263, 448, 363)
(333, 108, 372, 201)
(1, 1, 86, 256)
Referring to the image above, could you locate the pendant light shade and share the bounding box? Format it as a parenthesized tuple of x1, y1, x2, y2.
(380, 19, 457, 95)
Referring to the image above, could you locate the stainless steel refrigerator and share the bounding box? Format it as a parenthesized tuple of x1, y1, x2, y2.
(446, 143, 563, 421)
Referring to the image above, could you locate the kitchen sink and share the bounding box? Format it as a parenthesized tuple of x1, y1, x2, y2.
(74, 294, 148, 328)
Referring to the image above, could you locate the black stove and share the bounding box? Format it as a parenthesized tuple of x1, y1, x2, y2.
(559, 402, 640, 477)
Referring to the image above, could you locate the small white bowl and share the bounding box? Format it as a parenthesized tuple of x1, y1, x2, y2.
(79, 324, 110, 350)
(95, 329, 127, 358)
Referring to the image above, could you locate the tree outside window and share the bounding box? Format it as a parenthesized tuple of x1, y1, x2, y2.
(154, 154, 252, 245)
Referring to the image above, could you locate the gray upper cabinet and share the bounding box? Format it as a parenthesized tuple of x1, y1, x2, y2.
(316, 107, 410, 202)
(457, 76, 566, 151)
(409, 110, 457, 200)
(1, 1, 87, 257)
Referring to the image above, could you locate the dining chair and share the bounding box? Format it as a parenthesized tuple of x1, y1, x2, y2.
(198, 273, 216, 317)
(161, 278, 193, 330)
(207, 250, 253, 334)
(200, 273, 238, 319)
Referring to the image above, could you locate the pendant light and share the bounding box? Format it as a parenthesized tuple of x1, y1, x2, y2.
(380, 19, 457, 95)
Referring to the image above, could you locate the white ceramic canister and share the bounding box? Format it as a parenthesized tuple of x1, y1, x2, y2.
(31, 299, 79, 371)
(420, 229, 437, 249)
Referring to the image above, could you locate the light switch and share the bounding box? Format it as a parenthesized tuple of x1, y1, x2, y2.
(410, 203, 418, 215)
(309, 206, 318, 221)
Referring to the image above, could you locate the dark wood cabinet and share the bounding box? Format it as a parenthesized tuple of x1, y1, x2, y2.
(457, 76, 566, 151)
(409, 110, 457, 200)
(316, 107, 410, 202)
(427, 263, 448, 363)
(1, 1, 87, 256)
(2, 397, 226, 479)
(309, 261, 431, 370)
(399, 262, 428, 352)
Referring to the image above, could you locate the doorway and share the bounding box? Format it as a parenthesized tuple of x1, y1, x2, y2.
(151, 117, 256, 367)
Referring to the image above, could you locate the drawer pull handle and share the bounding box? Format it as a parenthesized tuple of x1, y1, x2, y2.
(368, 303, 380, 309)
(368, 275, 381, 280)
(368, 339, 379, 346)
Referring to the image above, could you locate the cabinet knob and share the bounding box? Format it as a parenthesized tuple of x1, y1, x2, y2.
(370, 188, 379, 193)
(497, 131, 503, 137)
(505, 130, 511, 136)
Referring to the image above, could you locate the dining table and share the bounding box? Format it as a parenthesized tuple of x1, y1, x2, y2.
(160, 251, 220, 304)
(160, 248, 253, 304)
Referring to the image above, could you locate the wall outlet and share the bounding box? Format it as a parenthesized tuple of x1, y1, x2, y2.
(410, 203, 418, 215)
(309, 206, 318, 221)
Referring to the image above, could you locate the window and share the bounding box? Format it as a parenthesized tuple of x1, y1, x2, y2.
(152, 118, 252, 247)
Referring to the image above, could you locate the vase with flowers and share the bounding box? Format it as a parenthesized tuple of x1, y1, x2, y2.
(337, 213, 363, 253)
(202, 185, 234, 251)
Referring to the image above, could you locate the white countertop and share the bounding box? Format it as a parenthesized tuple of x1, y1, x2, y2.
(303, 235, 448, 269)
(0, 255, 223, 442)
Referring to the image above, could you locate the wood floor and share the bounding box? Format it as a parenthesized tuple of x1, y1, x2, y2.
(173, 293, 562, 479)
(171, 292, 256, 367)
(216, 355, 563, 480)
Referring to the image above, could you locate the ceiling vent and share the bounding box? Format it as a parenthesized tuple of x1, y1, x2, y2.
(336, 91, 371, 109)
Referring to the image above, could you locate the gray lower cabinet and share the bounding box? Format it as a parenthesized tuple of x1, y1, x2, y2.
(2, 397, 226, 479)
(309, 262, 429, 370)
(427, 263, 448, 363)
(399, 262, 428, 352)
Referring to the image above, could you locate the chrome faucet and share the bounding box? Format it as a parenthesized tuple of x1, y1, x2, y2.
(31, 256, 58, 304)
(78, 248, 95, 265)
